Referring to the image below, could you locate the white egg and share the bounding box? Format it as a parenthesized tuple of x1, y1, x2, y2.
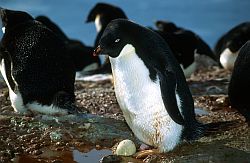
(115, 139, 136, 156)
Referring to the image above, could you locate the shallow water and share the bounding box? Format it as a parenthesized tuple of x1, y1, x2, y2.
(14, 148, 112, 163)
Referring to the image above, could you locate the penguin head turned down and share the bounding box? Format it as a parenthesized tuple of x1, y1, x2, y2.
(0, 8, 77, 115)
(0, 8, 33, 33)
(93, 19, 133, 58)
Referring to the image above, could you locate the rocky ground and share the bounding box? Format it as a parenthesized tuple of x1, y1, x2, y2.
(0, 66, 249, 163)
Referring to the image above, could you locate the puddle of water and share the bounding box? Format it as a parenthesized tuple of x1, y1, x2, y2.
(195, 108, 209, 116)
(73, 149, 112, 163)
(14, 148, 112, 163)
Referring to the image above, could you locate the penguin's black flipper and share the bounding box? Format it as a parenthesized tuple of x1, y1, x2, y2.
(0, 48, 16, 91)
(157, 69, 185, 125)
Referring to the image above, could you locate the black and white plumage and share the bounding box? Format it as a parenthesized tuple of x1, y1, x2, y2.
(94, 19, 206, 152)
(228, 41, 250, 125)
(154, 20, 217, 77)
(35, 15, 100, 72)
(85, 2, 128, 75)
(0, 8, 77, 115)
(214, 22, 250, 70)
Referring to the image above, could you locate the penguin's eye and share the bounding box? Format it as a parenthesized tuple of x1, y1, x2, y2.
(114, 38, 120, 43)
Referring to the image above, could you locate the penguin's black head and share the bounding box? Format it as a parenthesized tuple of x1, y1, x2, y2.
(155, 20, 178, 33)
(0, 8, 33, 33)
(86, 3, 127, 23)
(93, 19, 134, 58)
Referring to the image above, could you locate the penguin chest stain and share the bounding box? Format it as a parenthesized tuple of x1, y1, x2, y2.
(109, 44, 183, 152)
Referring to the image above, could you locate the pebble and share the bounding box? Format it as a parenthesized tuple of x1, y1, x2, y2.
(115, 139, 136, 156)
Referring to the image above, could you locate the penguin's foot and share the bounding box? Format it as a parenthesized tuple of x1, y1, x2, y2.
(139, 143, 151, 150)
(133, 149, 160, 159)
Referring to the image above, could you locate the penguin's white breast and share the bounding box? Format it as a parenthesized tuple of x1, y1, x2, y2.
(2, 27, 5, 34)
(94, 14, 102, 33)
(109, 44, 183, 151)
(220, 48, 238, 70)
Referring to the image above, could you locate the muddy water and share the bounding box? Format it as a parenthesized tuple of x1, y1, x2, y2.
(14, 148, 112, 163)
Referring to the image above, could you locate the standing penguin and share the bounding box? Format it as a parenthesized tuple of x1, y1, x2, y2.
(214, 22, 250, 70)
(85, 2, 128, 75)
(0, 8, 77, 115)
(35, 15, 100, 73)
(94, 19, 205, 152)
(228, 41, 250, 125)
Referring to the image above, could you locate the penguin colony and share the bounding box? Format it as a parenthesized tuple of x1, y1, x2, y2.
(0, 2, 249, 154)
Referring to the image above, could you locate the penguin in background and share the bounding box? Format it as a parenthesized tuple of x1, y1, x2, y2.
(155, 20, 179, 33)
(86, 3, 216, 78)
(228, 41, 250, 125)
(93, 19, 207, 152)
(35, 15, 101, 73)
(214, 22, 250, 70)
(85, 2, 128, 75)
(154, 20, 217, 77)
(0, 8, 77, 115)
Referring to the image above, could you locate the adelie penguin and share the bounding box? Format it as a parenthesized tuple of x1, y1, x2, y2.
(154, 20, 217, 77)
(214, 21, 250, 70)
(85, 2, 127, 75)
(0, 8, 77, 115)
(94, 19, 207, 153)
(35, 15, 100, 73)
(228, 41, 250, 125)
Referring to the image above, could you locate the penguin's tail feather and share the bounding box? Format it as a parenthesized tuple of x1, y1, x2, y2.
(203, 120, 241, 136)
(183, 120, 239, 141)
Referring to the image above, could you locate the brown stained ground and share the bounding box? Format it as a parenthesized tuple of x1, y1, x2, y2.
(0, 66, 249, 163)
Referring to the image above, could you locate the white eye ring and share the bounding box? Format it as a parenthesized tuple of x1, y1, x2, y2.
(115, 39, 120, 43)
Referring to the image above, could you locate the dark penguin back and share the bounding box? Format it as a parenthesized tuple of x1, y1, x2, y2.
(228, 41, 250, 123)
(1, 20, 76, 106)
(35, 16, 100, 72)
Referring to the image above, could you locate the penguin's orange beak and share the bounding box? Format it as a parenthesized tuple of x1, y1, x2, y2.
(93, 45, 102, 56)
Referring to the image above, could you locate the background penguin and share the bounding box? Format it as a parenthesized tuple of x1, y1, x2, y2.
(154, 20, 217, 77)
(214, 21, 250, 70)
(155, 20, 179, 33)
(35, 15, 101, 73)
(0, 8, 77, 115)
(228, 41, 250, 125)
(85, 2, 128, 75)
(87, 3, 216, 78)
(94, 19, 207, 152)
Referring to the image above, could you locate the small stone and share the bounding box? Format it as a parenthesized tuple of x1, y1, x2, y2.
(78, 123, 91, 130)
(50, 131, 62, 141)
(100, 155, 122, 163)
(115, 139, 136, 156)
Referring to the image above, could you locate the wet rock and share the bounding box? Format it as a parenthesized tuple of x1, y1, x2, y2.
(50, 131, 63, 142)
(115, 139, 136, 156)
(100, 155, 122, 163)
